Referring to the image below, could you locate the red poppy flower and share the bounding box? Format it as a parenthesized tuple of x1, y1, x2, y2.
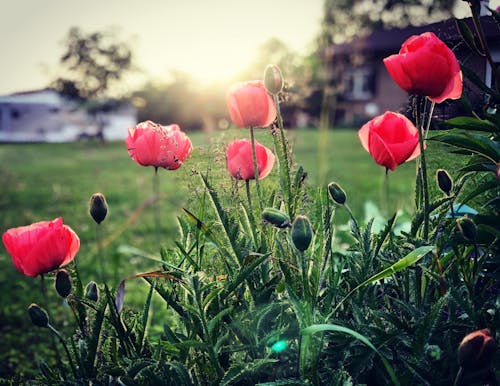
(359, 111, 420, 171)
(2, 218, 80, 277)
(226, 139, 275, 180)
(384, 32, 462, 103)
(458, 328, 497, 371)
(126, 120, 193, 170)
(226, 81, 277, 128)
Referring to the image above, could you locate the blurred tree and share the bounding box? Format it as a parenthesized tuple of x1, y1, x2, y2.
(320, 0, 457, 45)
(132, 71, 228, 131)
(51, 27, 134, 140)
(52, 27, 133, 99)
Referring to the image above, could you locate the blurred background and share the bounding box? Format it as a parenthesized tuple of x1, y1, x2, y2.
(1, 0, 499, 381)
(1, 0, 498, 140)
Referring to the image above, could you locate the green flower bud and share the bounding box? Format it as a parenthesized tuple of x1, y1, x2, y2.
(85, 281, 99, 302)
(55, 269, 72, 298)
(264, 64, 284, 95)
(457, 217, 477, 241)
(262, 207, 291, 228)
(89, 193, 108, 224)
(327, 182, 347, 205)
(28, 303, 49, 328)
(436, 169, 453, 196)
(291, 215, 313, 252)
(458, 329, 496, 371)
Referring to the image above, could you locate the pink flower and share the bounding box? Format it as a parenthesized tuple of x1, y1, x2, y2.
(226, 81, 277, 128)
(226, 139, 275, 180)
(359, 111, 420, 171)
(126, 120, 193, 170)
(383, 32, 462, 103)
(2, 218, 80, 277)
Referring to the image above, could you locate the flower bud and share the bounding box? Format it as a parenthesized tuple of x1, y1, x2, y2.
(458, 329, 496, 371)
(28, 303, 49, 328)
(436, 169, 453, 196)
(327, 182, 347, 205)
(262, 207, 291, 228)
(85, 281, 99, 302)
(55, 269, 72, 298)
(264, 64, 284, 95)
(457, 217, 477, 241)
(89, 193, 108, 224)
(291, 215, 313, 252)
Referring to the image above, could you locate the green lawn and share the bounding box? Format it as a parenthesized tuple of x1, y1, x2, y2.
(0, 128, 422, 379)
(0, 127, 421, 297)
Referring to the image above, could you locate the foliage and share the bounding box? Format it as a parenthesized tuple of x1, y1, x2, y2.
(2, 5, 500, 386)
(52, 27, 133, 100)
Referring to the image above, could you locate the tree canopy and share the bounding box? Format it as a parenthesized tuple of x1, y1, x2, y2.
(52, 27, 133, 100)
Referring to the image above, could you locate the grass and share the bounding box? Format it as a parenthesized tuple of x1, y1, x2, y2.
(0, 128, 421, 380)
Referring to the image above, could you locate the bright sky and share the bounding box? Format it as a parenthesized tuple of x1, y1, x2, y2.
(0, 0, 324, 95)
(1, 1, 498, 96)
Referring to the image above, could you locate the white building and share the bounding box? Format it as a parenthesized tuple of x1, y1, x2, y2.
(0, 89, 136, 142)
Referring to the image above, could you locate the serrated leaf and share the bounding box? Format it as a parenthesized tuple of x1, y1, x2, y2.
(302, 324, 400, 386)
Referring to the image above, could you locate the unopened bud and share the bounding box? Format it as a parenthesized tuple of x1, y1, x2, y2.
(291, 215, 313, 252)
(262, 207, 291, 228)
(436, 169, 453, 196)
(458, 329, 496, 371)
(89, 193, 108, 224)
(28, 303, 49, 328)
(55, 269, 72, 298)
(457, 217, 477, 241)
(264, 64, 284, 95)
(327, 182, 347, 205)
(85, 281, 99, 302)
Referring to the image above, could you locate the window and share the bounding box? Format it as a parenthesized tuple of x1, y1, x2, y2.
(343, 67, 375, 101)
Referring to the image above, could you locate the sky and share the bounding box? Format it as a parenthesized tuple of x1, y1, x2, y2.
(0, 0, 324, 95)
(1, 0, 499, 96)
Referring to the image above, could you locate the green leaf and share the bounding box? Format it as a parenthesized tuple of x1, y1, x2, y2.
(433, 132, 500, 163)
(223, 253, 270, 296)
(461, 66, 500, 99)
(441, 116, 499, 133)
(457, 180, 499, 206)
(302, 324, 400, 386)
(355, 245, 435, 289)
(455, 19, 482, 56)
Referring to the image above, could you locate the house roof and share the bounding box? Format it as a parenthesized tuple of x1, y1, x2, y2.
(0, 88, 63, 106)
(329, 15, 499, 57)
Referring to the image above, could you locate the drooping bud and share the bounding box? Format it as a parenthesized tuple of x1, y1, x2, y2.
(291, 215, 313, 252)
(458, 329, 496, 371)
(264, 64, 284, 95)
(89, 193, 108, 224)
(55, 269, 72, 298)
(262, 207, 291, 228)
(28, 303, 49, 328)
(85, 281, 99, 302)
(436, 169, 453, 196)
(457, 217, 477, 241)
(327, 182, 347, 205)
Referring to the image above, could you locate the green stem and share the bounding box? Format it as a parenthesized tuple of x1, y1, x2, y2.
(383, 168, 390, 217)
(300, 250, 309, 302)
(96, 224, 103, 282)
(40, 275, 65, 379)
(48, 323, 78, 378)
(417, 100, 435, 240)
(153, 167, 161, 246)
(272, 94, 293, 216)
(249, 126, 264, 212)
(245, 179, 253, 213)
